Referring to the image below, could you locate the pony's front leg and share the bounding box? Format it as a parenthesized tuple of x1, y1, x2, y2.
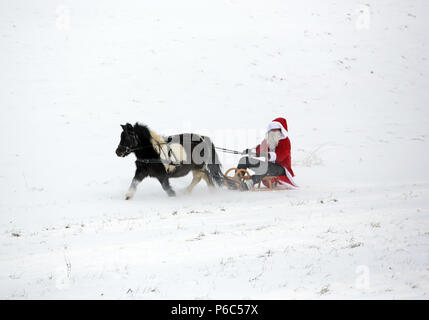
(125, 167, 148, 200)
(157, 177, 176, 197)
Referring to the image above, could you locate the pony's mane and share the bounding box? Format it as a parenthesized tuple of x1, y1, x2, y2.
(133, 122, 152, 143)
(133, 122, 166, 157)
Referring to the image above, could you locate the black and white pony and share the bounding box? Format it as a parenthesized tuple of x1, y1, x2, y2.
(115, 123, 224, 199)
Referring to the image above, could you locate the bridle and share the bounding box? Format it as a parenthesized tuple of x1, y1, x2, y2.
(117, 133, 183, 168)
(118, 132, 169, 155)
(118, 132, 145, 154)
(118, 144, 144, 154)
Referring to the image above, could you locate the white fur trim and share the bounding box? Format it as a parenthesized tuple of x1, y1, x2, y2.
(248, 148, 257, 155)
(278, 167, 298, 189)
(268, 152, 276, 162)
(277, 181, 298, 189)
(267, 121, 288, 140)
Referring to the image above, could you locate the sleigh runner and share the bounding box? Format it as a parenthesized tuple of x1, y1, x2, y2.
(223, 168, 290, 191)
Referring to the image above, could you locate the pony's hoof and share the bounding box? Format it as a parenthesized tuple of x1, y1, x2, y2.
(167, 191, 176, 197)
(125, 194, 133, 200)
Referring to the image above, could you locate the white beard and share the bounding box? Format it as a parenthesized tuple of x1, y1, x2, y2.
(266, 130, 282, 151)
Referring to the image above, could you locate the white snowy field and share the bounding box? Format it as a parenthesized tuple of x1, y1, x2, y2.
(1, 0, 429, 299)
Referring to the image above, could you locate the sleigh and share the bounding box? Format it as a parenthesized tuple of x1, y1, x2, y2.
(224, 168, 286, 191)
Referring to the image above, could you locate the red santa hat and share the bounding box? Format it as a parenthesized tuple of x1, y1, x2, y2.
(266, 117, 288, 140)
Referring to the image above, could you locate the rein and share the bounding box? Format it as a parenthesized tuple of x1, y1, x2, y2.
(118, 145, 146, 153)
(122, 136, 266, 166)
(214, 147, 244, 155)
(135, 158, 183, 165)
(215, 147, 267, 157)
(122, 136, 182, 166)
(118, 133, 168, 154)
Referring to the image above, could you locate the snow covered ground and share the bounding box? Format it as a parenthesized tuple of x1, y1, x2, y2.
(1, 0, 428, 299)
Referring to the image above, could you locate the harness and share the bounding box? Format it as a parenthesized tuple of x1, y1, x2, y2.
(137, 140, 183, 167)
(121, 135, 266, 166)
(120, 134, 183, 167)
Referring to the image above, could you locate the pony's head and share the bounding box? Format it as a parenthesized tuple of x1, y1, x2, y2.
(116, 123, 140, 157)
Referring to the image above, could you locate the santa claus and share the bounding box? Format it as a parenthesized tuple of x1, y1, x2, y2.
(237, 117, 297, 190)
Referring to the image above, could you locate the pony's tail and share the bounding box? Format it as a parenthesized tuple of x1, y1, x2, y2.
(203, 136, 225, 187)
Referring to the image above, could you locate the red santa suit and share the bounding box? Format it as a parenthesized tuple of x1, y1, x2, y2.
(254, 117, 298, 189)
